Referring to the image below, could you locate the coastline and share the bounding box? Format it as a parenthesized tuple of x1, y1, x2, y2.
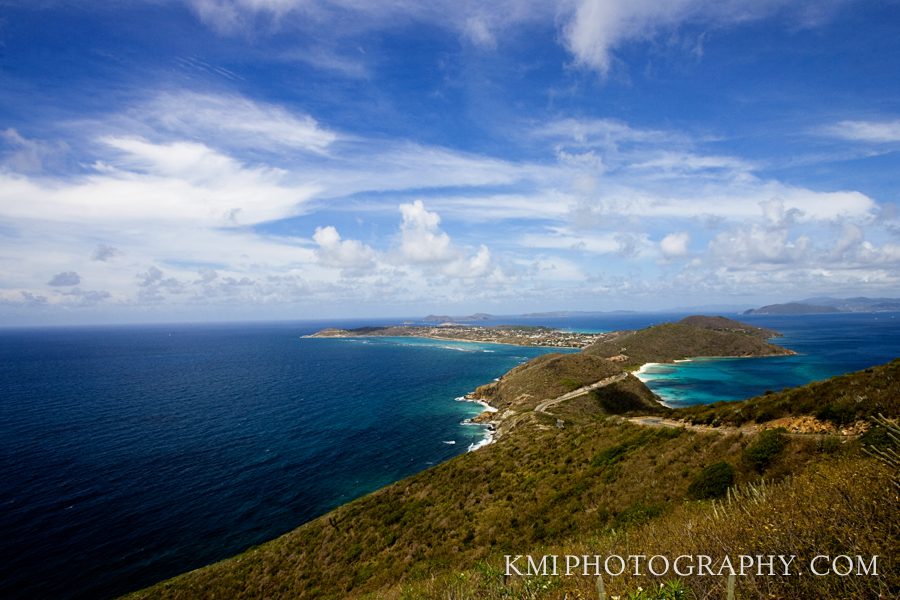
(455, 395, 500, 452)
(311, 333, 585, 350)
(412, 334, 583, 350)
(303, 325, 605, 349)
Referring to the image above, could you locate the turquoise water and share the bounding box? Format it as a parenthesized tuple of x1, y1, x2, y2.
(634, 313, 900, 406)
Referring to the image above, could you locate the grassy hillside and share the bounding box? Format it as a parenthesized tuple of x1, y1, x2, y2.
(470, 352, 626, 412)
(377, 457, 896, 600)
(584, 321, 792, 368)
(676, 315, 780, 338)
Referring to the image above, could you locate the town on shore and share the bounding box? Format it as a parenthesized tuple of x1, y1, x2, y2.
(305, 324, 612, 348)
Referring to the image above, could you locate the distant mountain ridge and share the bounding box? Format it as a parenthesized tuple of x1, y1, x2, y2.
(744, 297, 900, 315)
(422, 313, 493, 323)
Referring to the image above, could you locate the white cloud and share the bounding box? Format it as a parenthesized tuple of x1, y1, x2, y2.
(175, 0, 841, 79)
(1, 128, 68, 174)
(2, 83, 894, 319)
(535, 118, 680, 147)
(558, 0, 812, 74)
(830, 223, 863, 260)
(659, 232, 690, 259)
(0, 138, 319, 227)
(528, 256, 586, 281)
(521, 229, 624, 255)
(313, 225, 376, 271)
(820, 119, 900, 143)
(137, 91, 338, 152)
(707, 204, 811, 267)
(398, 200, 454, 263)
(442, 244, 496, 278)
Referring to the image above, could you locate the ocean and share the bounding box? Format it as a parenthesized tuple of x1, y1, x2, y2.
(0, 313, 897, 598)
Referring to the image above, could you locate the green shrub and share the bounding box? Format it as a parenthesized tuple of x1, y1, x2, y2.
(743, 428, 787, 472)
(815, 401, 857, 426)
(591, 443, 630, 467)
(687, 461, 735, 499)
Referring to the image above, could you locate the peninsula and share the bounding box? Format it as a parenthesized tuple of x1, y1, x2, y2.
(305, 324, 610, 348)
(129, 316, 896, 600)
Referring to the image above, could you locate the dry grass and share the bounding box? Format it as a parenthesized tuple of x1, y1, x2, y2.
(374, 457, 897, 600)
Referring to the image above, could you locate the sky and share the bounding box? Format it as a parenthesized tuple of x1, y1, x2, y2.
(1, 0, 899, 324)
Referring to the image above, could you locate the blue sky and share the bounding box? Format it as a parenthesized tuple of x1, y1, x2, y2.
(1, 0, 899, 324)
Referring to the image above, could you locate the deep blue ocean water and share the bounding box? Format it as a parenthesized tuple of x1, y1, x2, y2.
(0, 321, 559, 599)
(0, 312, 897, 598)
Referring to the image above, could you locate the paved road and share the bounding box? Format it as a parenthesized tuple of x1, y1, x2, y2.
(534, 372, 629, 415)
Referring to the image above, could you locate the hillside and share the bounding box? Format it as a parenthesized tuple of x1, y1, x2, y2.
(128, 353, 898, 599)
(676, 315, 780, 337)
(677, 358, 900, 429)
(469, 352, 627, 413)
(583, 318, 793, 368)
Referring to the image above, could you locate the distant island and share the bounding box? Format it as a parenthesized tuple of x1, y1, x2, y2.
(422, 312, 494, 323)
(744, 296, 900, 314)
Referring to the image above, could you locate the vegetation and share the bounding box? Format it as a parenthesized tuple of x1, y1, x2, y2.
(471, 352, 624, 412)
(676, 315, 780, 338)
(583, 321, 793, 368)
(686, 461, 735, 499)
(590, 374, 666, 415)
(742, 428, 787, 472)
(373, 458, 896, 600)
(677, 359, 900, 428)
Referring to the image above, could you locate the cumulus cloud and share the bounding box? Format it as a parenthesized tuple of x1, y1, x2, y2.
(313, 225, 376, 272)
(48, 271, 81, 286)
(137, 266, 186, 302)
(399, 200, 454, 263)
(708, 216, 811, 267)
(443, 244, 495, 278)
(830, 223, 864, 260)
(659, 232, 690, 259)
(20, 291, 48, 306)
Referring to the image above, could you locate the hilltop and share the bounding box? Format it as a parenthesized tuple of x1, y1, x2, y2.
(128, 318, 896, 600)
(582, 316, 793, 368)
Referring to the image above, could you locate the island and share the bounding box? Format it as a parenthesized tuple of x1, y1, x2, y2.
(129, 316, 896, 600)
(744, 296, 900, 314)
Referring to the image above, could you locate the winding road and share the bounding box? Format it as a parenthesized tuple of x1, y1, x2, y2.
(534, 372, 629, 415)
